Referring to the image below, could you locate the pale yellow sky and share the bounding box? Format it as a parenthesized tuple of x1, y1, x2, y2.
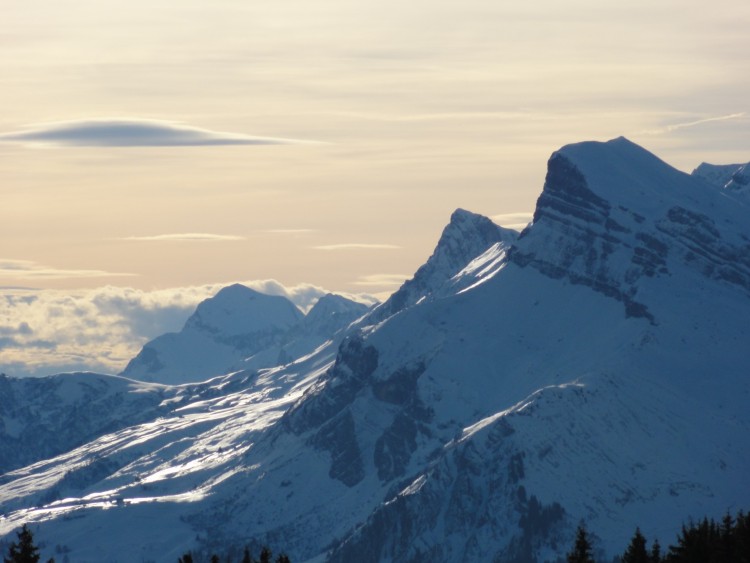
(1, 0, 749, 297)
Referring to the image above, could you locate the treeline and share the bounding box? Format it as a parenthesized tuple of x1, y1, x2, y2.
(177, 547, 290, 563)
(1, 525, 291, 563)
(568, 509, 750, 563)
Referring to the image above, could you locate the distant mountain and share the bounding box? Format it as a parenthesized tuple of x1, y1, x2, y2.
(121, 285, 369, 384)
(692, 160, 750, 198)
(1, 137, 748, 563)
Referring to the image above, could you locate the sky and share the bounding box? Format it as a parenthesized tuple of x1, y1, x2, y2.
(1, 0, 749, 376)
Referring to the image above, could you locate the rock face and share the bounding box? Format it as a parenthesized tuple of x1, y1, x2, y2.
(1, 138, 748, 563)
(510, 138, 750, 322)
(121, 285, 369, 384)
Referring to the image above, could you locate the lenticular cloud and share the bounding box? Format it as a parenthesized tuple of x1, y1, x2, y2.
(0, 118, 310, 147)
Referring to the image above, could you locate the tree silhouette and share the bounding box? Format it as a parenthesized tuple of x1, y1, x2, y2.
(259, 547, 272, 563)
(622, 528, 649, 563)
(567, 525, 595, 563)
(241, 547, 255, 563)
(650, 538, 661, 563)
(3, 525, 41, 563)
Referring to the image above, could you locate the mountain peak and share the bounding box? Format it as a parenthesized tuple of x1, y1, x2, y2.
(212, 282, 263, 300)
(435, 208, 516, 265)
(371, 209, 517, 320)
(121, 285, 305, 383)
(186, 284, 302, 336)
(510, 137, 750, 324)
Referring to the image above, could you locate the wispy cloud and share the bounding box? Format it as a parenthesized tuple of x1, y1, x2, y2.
(491, 212, 533, 230)
(640, 112, 747, 135)
(331, 111, 536, 122)
(0, 118, 316, 148)
(262, 229, 316, 235)
(0, 259, 135, 281)
(313, 243, 400, 251)
(352, 274, 408, 287)
(120, 233, 245, 242)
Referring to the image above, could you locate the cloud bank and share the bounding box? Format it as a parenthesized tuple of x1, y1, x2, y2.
(0, 118, 313, 147)
(0, 281, 378, 378)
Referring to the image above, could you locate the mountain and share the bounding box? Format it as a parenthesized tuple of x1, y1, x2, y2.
(1, 137, 748, 563)
(121, 285, 369, 385)
(370, 207, 517, 322)
(692, 160, 750, 199)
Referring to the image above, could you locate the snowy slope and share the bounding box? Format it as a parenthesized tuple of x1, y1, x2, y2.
(0, 372, 169, 474)
(232, 292, 371, 373)
(1, 137, 748, 563)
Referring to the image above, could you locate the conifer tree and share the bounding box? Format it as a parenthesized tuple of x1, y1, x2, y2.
(259, 547, 272, 563)
(567, 525, 595, 563)
(622, 528, 649, 563)
(4, 524, 41, 563)
(275, 555, 291, 563)
(735, 511, 750, 561)
(717, 513, 734, 563)
(241, 547, 255, 563)
(177, 553, 193, 563)
(649, 538, 661, 563)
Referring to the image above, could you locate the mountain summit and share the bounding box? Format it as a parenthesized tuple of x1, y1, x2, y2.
(121, 285, 368, 384)
(373, 207, 517, 320)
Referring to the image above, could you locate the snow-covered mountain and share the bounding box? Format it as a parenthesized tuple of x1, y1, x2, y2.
(1, 137, 748, 563)
(370, 208, 517, 322)
(121, 285, 369, 385)
(692, 160, 750, 199)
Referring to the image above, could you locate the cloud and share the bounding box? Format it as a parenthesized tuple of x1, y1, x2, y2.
(312, 243, 401, 251)
(0, 118, 316, 148)
(352, 274, 409, 287)
(331, 111, 536, 122)
(491, 212, 534, 231)
(261, 229, 316, 235)
(119, 233, 245, 242)
(0, 281, 379, 378)
(0, 259, 135, 281)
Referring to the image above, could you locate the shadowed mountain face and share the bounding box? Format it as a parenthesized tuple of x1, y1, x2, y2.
(1, 138, 748, 563)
